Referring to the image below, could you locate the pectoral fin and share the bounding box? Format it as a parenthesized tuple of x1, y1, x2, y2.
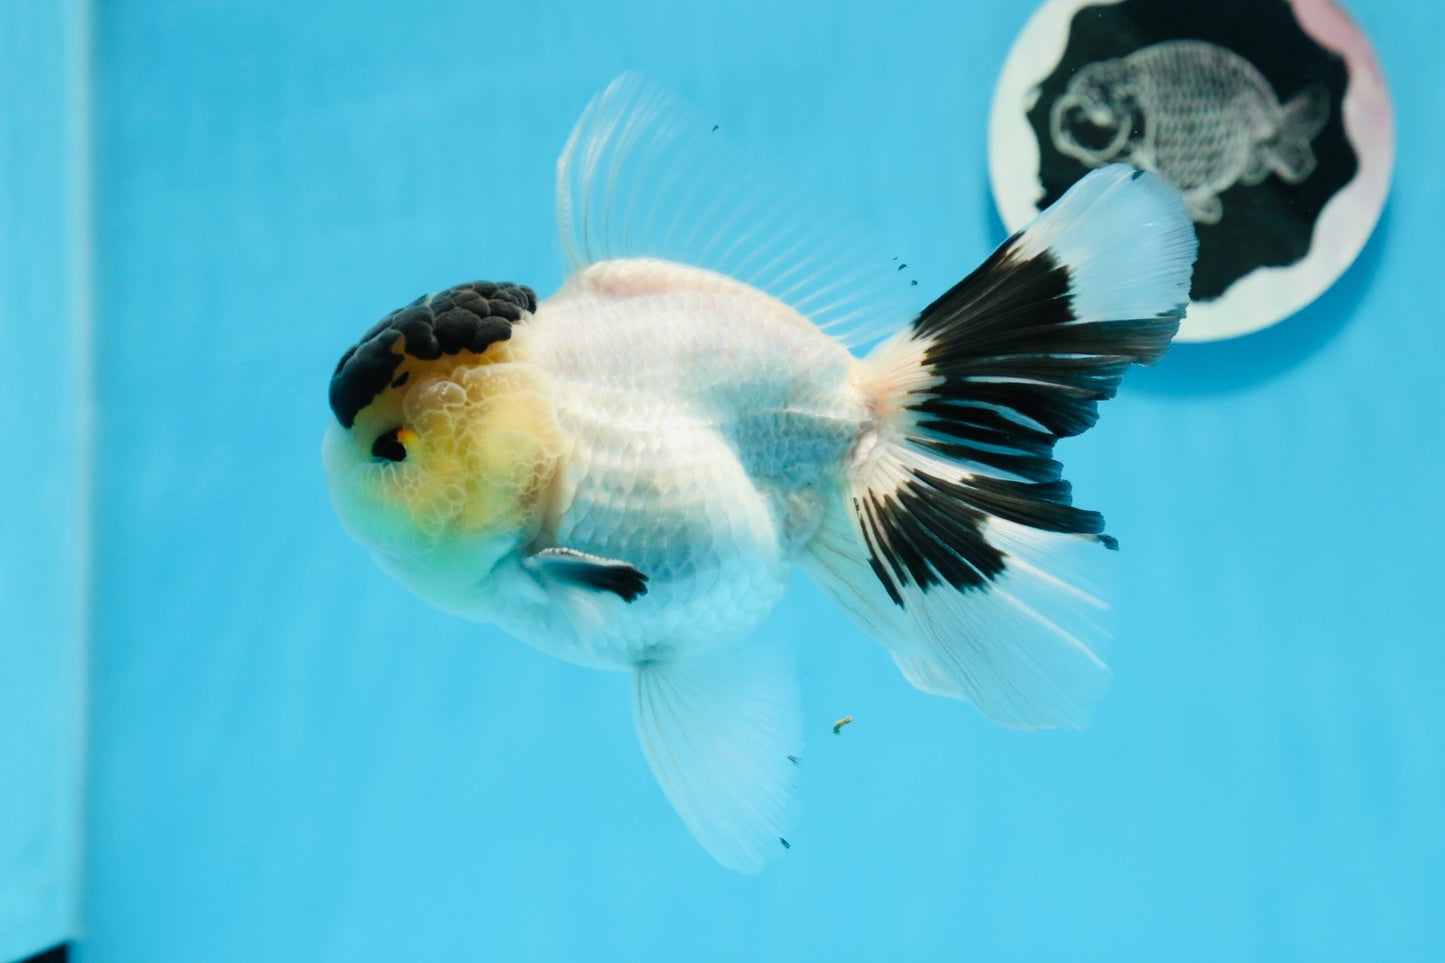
(523, 547, 649, 602)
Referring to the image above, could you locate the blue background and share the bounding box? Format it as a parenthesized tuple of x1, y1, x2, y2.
(0, 3, 87, 960)
(7, 0, 1440, 959)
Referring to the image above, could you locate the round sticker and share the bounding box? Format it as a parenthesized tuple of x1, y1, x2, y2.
(989, 0, 1393, 342)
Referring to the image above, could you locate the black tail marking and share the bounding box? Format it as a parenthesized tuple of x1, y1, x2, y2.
(855, 226, 1183, 608)
(853, 465, 1108, 607)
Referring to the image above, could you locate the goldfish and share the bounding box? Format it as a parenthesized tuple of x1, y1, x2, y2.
(1050, 39, 1330, 224)
(323, 76, 1197, 872)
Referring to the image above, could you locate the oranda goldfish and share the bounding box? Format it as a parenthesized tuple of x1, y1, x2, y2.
(323, 76, 1197, 872)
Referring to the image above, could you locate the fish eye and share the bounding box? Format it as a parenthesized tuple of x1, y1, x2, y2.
(371, 427, 408, 462)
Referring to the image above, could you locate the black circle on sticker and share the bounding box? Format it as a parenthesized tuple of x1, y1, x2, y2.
(1024, 0, 1358, 302)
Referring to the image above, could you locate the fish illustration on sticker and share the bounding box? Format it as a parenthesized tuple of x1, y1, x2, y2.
(990, 0, 1394, 342)
(1050, 40, 1330, 225)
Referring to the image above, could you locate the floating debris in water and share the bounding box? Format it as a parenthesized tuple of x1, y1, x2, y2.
(832, 715, 853, 735)
(779, 837, 791, 850)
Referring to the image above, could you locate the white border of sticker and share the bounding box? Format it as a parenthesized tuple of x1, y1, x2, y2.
(989, 0, 1394, 342)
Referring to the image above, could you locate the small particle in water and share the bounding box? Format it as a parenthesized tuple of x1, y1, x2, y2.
(897, 263, 908, 271)
(787, 754, 800, 766)
(910, 280, 918, 286)
(711, 124, 719, 132)
(779, 837, 791, 849)
(832, 715, 853, 734)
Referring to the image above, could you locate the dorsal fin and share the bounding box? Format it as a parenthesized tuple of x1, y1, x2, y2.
(556, 73, 916, 349)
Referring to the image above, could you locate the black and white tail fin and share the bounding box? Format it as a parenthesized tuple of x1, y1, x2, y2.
(804, 165, 1197, 730)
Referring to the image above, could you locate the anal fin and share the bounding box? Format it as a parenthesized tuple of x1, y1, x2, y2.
(633, 642, 802, 873)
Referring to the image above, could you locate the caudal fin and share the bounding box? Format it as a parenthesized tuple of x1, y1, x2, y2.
(803, 165, 1197, 730)
(1266, 84, 1330, 184)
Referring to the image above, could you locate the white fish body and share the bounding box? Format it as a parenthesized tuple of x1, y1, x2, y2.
(515, 260, 862, 665)
(323, 76, 1198, 873)
(394, 259, 863, 671)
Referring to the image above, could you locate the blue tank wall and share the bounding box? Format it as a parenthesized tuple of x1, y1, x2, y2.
(0, 3, 89, 960)
(60, 0, 1445, 960)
